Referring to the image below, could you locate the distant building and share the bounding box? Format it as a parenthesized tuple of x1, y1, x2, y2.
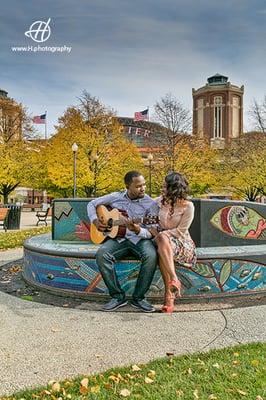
(117, 117, 165, 154)
(0, 88, 8, 98)
(192, 74, 244, 148)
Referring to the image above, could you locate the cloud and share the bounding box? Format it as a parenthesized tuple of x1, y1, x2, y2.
(1, 0, 266, 134)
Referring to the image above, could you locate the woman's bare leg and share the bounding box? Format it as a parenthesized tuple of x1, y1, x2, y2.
(158, 255, 172, 302)
(156, 233, 181, 298)
(156, 233, 178, 281)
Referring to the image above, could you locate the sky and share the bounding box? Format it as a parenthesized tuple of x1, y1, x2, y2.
(1, 0, 266, 137)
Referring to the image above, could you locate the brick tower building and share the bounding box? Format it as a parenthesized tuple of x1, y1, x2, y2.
(192, 74, 244, 148)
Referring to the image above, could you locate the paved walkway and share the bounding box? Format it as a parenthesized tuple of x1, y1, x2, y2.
(20, 210, 51, 230)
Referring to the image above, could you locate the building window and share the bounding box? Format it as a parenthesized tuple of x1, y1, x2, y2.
(197, 98, 204, 138)
(232, 96, 240, 138)
(213, 96, 223, 138)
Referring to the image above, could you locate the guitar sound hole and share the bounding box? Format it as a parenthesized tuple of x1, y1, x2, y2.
(106, 218, 113, 230)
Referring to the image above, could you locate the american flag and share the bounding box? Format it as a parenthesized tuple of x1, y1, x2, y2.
(32, 114, 46, 124)
(134, 108, 149, 121)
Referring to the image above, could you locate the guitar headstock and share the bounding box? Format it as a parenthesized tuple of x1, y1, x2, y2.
(143, 215, 159, 225)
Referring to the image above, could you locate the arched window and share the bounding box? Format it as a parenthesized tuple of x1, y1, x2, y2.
(213, 96, 223, 138)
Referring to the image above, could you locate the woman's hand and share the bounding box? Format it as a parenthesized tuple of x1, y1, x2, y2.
(149, 227, 159, 237)
(154, 230, 171, 244)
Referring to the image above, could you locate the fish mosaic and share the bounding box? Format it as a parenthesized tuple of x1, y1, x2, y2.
(210, 206, 266, 240)
(23, 248, 266, 297)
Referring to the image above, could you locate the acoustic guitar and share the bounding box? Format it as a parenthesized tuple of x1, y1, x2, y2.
(90, 205, 159, 244)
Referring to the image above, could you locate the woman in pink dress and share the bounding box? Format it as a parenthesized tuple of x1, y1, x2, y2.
(149, 172, 196, 313)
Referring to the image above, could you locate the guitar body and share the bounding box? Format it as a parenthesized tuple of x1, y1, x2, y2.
(90, 204, 158, 244)
(90, 205, 121, 244)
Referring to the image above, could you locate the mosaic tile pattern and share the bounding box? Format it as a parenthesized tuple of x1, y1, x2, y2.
(23, 235, 266, 298)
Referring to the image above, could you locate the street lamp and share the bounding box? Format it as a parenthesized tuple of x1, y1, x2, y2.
(91, 153, 99, 197)
(72, 143, 78, 198)
(147, 153, 153, 196)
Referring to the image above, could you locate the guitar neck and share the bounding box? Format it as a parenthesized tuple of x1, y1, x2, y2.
(112, 217, 142, 227)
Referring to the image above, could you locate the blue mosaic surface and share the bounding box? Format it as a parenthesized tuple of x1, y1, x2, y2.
(23, 235, 266, 298)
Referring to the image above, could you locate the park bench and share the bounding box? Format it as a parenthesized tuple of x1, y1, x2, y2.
(0, 208, 10, 232)
(36, 207, 52, 226)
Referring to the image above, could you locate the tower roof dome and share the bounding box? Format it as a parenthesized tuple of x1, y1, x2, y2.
(207, 73, 228, 85)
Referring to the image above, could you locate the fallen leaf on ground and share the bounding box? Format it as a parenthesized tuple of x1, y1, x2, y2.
(132, 365, 141, 371)
(176, 389, 184, 397)
(42, 390, 51, 395)
(145, 377, 154, 384)
(236, 389, 247, 396)
(212, 363, 220, 369)
(109, 374, 120, 383)
(9, 265, 22, 274)
(256, 396, 264, 400)
(208, 395, 218, 399)
(80, 378, 89, 388)
(104, 383, 112, 390)
(51, 382, 61, 392)
(233, 352, 239, 357)
(147, 370, 156, 378)
(120, 388, 131, 397)
(187, 368, 193, 375)
(79, 385, 89, 395)
(125, 373, 134, 379)
(193, 389, 199, 399)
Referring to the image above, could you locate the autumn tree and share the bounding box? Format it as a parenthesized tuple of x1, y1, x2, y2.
(150, 136, 218, 196)
(0, 95, 36, 203)
(45, 94, 143, 197)
(217, 133, 266, 201)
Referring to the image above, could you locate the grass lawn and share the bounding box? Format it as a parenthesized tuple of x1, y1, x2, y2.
(0, 227, 51, 250)
(2, 343, 265, 400)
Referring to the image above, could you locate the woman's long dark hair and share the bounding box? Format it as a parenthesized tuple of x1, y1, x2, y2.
(162, 172, 190, 214)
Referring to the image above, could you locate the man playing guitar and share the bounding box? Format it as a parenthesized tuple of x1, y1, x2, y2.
(87, 171, 159, 312)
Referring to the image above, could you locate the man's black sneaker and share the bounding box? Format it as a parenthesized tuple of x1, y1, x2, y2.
(101, 298, 128, 311)
(130, 299, 155, 313)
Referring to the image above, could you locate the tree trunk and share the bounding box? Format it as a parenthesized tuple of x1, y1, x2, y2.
(0, 183, 20, 204)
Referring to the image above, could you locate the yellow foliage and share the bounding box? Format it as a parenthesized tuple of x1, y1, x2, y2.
(45, 106, 143, 196)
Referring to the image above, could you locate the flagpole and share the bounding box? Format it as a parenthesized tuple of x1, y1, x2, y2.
(45, 111, 47, 140)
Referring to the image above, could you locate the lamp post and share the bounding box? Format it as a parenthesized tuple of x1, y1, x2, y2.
(71, 143, 78, 198)
(147, 153, 153, 196)
(91, 153, 99, 197)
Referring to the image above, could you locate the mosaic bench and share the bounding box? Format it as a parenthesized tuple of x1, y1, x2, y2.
(23, 198, 266, 300)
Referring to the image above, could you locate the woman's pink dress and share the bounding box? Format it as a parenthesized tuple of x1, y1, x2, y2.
(156, 197, 196, 267)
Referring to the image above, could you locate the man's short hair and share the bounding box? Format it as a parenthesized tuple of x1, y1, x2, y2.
(124, 171, 142, 186)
